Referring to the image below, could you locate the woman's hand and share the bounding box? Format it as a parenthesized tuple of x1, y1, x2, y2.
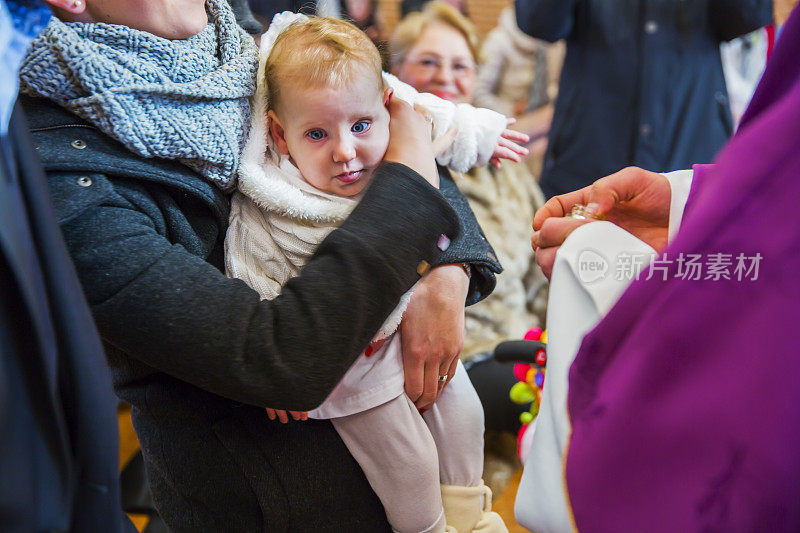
(384, 92, 440, 188)
(532, 167, 672, 278)
(489, 119, 530, 169)
(266, 408, 308, 423)
(400, 265, 469, 410)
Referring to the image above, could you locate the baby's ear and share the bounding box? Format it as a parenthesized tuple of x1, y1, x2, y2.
(383, 87, 393, 108)
(267, 110, 290, 155)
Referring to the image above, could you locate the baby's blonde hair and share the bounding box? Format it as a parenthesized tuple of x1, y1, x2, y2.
(266, 17, 384, 113)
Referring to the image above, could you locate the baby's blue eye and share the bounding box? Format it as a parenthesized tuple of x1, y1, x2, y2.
(306, 129, 326, 141)
(352, 120, 371, 134)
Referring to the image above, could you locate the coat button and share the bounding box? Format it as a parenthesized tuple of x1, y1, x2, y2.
(715, 91, 728, 105)
(640, 123, 652, 137)
(644, 20, 658, 34)
(71, 139, 87, 150)
(77, 176, 93, 187)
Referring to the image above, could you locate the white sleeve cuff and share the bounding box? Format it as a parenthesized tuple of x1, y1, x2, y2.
(662, 169, 694, 243)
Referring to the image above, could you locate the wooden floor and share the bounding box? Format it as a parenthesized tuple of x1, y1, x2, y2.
(493, 469, 530, 533)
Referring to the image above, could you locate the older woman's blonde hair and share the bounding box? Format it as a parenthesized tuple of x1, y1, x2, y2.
(266, 17, 384, 112)
(389, 1, 481, 68)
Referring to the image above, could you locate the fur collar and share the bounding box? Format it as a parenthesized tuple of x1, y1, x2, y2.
(237, 11, 359, 224)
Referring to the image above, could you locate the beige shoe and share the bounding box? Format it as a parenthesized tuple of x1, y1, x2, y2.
(441, 482, 508, 533)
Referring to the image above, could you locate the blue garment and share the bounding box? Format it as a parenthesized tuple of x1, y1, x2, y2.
(515, 0, 772, 198)
(0, 0, 49, 134)
(2, 5, 133, 531)
(1, 100, 135, 532)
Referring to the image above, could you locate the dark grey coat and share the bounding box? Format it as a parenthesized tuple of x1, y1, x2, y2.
(516, 0, 772, 198)
(22, 95, 500, 532)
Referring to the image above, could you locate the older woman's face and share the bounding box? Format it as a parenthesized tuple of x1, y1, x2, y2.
(58, 0, 209, 39)
(395, 23, 476, 105)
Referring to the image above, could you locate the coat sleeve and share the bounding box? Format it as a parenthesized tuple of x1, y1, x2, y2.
(708, 0, 772, 42)
(434, 168, 502, 306)
(514, 0, 579, 41)
(60, 162, 459, 411)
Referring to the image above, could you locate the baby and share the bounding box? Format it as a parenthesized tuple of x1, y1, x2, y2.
(226, 13, 523, 533)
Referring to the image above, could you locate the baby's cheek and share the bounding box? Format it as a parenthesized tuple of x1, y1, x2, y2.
(375, 127, 391, 161)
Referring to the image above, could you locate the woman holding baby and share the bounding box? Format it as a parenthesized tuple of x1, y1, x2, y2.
(19, 0, 512, 530)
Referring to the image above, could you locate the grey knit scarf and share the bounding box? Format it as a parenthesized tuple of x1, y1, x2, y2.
(19, 0, 257, 189)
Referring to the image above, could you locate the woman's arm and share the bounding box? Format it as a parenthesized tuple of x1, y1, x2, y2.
(67, 163, 458, 411)
(400, 167, 502, 408)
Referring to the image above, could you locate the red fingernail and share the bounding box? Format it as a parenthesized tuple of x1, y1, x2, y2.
(365, 346, 374, 357)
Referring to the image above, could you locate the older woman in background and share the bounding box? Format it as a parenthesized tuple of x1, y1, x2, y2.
(390, 1, 548, 461)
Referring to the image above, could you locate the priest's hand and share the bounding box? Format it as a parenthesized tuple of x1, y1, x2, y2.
(532, 167, 671, 278)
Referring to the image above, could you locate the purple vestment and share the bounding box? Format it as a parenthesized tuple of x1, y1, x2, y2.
(565, 7, 800, 531)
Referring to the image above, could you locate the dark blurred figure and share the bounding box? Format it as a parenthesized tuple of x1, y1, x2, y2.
(516, 0, 773, 198)
(248, 0, 319, 25)
(247, 0, 379, 36)
(342, 0, 380, 40)
(340, 0, 390, 68)
(228, 0, 263, 33)
(401, 0, 467, 17)
(0, 1, 132, 531)
(247, 0, 388, 65)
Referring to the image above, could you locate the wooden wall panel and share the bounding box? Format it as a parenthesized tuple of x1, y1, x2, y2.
(378, 0, 513, 41)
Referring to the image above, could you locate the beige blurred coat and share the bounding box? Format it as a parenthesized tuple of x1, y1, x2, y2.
(473, 7, 562, 118)
(456, 162, 548, 361)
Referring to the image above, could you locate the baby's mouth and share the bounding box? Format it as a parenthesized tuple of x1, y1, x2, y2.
(335, 170, 363, 184)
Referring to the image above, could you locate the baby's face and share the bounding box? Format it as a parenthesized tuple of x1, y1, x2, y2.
(270, 72, 390, 197)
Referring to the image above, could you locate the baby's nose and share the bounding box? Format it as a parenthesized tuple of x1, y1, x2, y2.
(333, 139, 356, 162)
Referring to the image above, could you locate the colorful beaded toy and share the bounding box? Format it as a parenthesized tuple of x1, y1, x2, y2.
(509, 327, 547, 461)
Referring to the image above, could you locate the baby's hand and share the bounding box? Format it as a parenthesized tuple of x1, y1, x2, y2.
(266, 408, 308, 423)
(489, 118, 530, 169)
